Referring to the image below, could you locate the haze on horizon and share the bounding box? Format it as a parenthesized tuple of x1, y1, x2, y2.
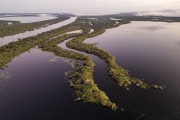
(0, 0, 180, 15)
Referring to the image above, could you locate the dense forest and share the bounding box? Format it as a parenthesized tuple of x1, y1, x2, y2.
(0, 15, 70, 37)
(1, 14, 175, 110)
(39, 32, 117, 110)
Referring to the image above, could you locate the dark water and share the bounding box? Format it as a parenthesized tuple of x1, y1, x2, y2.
(0, 48, 130, 120)
(1, 21, 180, 120)
(85, 21, 180, 119)
(0, 48, 99, 120)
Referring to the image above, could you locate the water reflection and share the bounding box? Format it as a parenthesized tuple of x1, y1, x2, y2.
(142, 26, 166, 31)
(85, 21, 180, 119)
(0, 48, 75, 119)
(1, 21, 180, 119)
(0, 72, 11, 94)
(0, 17, 77, 46)
(0, 48, 129, 120)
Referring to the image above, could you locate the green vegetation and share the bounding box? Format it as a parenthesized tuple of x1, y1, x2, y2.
(39, 33, 117, 110)
(81, 15, 180, 23)
(0, 19, 117, 110)
(0, 14, 172, 110)
(67, 16, 164, 90)
(0, 15, 70, 38)
(0, 20, 20, 26)
(0, 20, 84, 68)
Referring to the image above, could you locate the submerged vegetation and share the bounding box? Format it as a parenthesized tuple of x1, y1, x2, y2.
(0, 14, 176, 110)
(0, 15, 70, 38)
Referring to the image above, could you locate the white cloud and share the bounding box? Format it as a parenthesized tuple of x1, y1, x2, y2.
(161, 0, 180, 9)
(0, 0, 180, 15)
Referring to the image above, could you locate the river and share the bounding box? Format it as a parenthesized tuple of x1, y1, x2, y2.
(0, 21, 180, 120)
(0, 17, 77, 46)
(85, 21, 180, 119)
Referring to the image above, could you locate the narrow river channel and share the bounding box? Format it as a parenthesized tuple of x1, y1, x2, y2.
(0, 17, 77, 46)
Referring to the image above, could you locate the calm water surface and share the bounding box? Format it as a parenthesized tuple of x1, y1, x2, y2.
(85, 21, 180, 119)
(0, 48, 99, 120)
(0, 17, 77, 46)
(1, 21, 180, 120)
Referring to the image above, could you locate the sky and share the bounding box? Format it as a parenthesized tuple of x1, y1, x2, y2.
(0, 0, 180, 15)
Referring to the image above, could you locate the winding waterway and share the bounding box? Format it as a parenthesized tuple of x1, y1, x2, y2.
(0, 21, 180, 120)
(85, 21, 180, 119)
(0, 17, 77, 46)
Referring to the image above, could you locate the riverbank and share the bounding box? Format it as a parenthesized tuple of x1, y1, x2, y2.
(67, 16, 163, 90)
(39, 32, 117, 110)
(0, 15, 70, 38)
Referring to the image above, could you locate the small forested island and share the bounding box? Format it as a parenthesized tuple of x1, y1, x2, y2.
(0, 14, 179, 111)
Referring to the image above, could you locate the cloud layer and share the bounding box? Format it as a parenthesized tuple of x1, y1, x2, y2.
(0, 0, 180, 15)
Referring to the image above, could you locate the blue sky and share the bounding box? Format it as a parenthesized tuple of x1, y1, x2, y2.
(0, 0, 180, 14)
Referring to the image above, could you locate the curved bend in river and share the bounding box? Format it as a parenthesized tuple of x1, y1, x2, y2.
(66, 16, 165, 90)
(1, 14, 177, 111)
(0, 16, 77, 46)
